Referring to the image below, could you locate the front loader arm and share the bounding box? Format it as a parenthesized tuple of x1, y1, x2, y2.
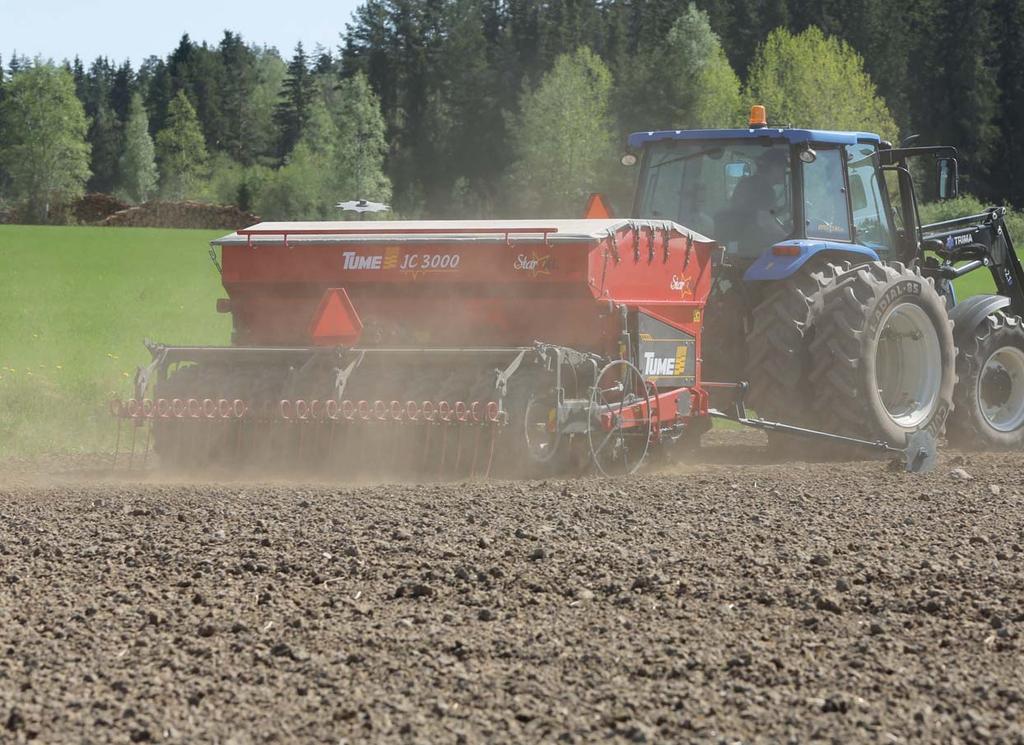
(921, 207, 1024, 317)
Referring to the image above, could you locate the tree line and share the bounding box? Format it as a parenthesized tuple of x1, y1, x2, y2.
(1, 0, 1021, 223)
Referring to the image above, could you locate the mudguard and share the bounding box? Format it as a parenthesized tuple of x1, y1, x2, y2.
(743, 240, 879, 281)
(948, 293, 1012, 341)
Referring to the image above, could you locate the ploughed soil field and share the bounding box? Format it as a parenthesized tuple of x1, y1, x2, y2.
(2, 433, 1023, 744)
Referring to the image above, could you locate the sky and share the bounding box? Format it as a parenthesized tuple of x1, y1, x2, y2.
(2, 0, 364, 66)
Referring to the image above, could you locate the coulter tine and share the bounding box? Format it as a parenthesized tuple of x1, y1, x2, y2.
(438, 424, 449, 480)
(469, 424, 482, 479)
(128, 421, 137, 471)
(453, 424, 464, 476)
(421, 422, 433, 473)
(142, 423, 151, 470)
(390, 419, 401, 476)
(112, 417, 122, 470)
(235, 416, 244, 464)
(328, 420, 337, 468)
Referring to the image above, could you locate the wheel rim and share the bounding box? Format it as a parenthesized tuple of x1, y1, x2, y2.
(873, 302, 942, 429)
(977, 345, 1024, 432)
(524, 393, 560, 463)
(587, 361, 652, 476)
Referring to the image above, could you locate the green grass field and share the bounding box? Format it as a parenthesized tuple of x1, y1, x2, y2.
(0, 223, 1013, 457)
(0, 226, 230, 456)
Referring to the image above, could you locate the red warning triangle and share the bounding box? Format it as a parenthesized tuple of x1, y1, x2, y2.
(310, 288, 363, 346)
(583, 193, 613, 219)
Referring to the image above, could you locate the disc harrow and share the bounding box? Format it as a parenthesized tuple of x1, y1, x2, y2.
(110, 396, 506, 479)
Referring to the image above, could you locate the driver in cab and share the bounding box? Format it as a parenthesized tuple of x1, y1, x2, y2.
(717, 149, 792, 253)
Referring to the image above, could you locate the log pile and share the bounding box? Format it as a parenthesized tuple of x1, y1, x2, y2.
(99, 200, 259, 230)
(74, 193, 130, 224)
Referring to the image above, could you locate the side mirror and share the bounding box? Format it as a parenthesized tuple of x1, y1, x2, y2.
(937, 157, 959, 200)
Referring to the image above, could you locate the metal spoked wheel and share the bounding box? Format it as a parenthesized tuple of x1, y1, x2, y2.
(587, 360, 652, 476)
(875, 302, 943, 429)
(977, 345, 1024, 432)
(524, 390, 561, 464)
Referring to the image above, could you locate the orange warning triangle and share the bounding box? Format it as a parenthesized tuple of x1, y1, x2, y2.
(583, 193, 613, 219)
(310, 288, 363, 346)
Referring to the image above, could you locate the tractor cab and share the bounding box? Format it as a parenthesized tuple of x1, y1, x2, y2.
(627, 107, 901, 279)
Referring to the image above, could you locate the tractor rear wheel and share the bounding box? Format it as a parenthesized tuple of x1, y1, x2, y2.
(744, 261, 846, 452)
(809, 261, 956, 449)
(947, 311, 1024, 449)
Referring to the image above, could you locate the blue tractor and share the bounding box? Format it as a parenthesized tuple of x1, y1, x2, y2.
(622, 105, 1024, 451)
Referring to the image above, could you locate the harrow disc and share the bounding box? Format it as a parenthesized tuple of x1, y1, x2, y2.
(587, 360, 652, 476)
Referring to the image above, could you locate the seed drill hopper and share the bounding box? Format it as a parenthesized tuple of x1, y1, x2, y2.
(113, 218, 935, 476)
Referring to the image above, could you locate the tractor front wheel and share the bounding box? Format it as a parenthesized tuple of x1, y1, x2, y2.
(809, 262, 956, 448)
(948, 311, 1024, 449)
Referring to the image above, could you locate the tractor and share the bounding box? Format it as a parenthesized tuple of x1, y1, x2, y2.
(622, 105, 1024, 452)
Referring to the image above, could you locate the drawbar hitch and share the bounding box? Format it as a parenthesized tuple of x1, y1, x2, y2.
(706, 382, 938, 474)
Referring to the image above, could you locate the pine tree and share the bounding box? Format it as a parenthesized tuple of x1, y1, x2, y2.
(0, 64, 91, 222)
(312, 44, 335, 75)
(83, 56, 114, 120)
(71, 56, 86, 102)
(140, 56, 173, 136)
(110, 60, 134, 122)
(118, 93, 158, 203)
(218, 32, 260, 163)
(187, 43, 227, 151)
(424, 0, 501, 215)
(87, 102, 121, 193)
(908, 0, 999, 196)
(8, 54, 27, 77)
(155, 90, 208, 199)
(168, 34, 196, 95)
(249, 49, 288, 162)
(275, 43, 315, 158)
(994, 0, 1024, 206)
(619, 3, 742, 133)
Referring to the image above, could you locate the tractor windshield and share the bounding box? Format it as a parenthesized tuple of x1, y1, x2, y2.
(634, 140, 793, 258)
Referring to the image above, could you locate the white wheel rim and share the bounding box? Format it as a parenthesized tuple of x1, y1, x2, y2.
(977, 345, 1024, 432)
(873, 302, 942, 429)
(524, 394, 560, 463)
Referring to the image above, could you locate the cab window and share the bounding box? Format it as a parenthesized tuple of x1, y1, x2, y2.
(846, 144, 893, 251)
(803, 147, 851, 241)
